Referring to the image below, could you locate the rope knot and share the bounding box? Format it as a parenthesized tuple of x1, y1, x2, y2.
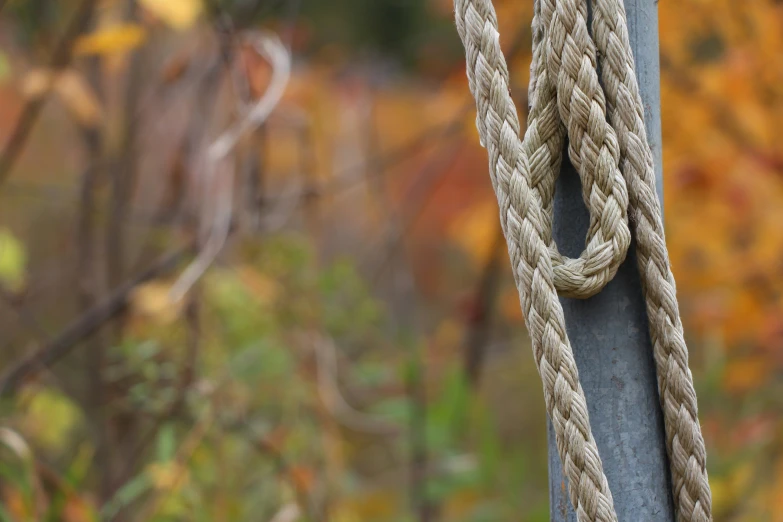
(454, 0, 713, 519)
(524, 0, 631, 299)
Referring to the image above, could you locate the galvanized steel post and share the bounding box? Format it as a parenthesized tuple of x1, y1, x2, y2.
(547, 1, 675, 520)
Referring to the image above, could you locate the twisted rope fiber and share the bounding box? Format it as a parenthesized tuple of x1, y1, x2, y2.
(453, 0, 712, 520)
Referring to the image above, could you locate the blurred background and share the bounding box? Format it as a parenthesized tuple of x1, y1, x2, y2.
(0, 0, 781, 520)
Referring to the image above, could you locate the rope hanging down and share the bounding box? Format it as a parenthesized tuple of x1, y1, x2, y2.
(453, 0, 712, 520)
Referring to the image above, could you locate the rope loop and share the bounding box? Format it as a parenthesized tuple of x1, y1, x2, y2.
(526, 0, 632, 298)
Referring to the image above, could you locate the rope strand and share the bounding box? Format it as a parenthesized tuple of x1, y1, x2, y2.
(453, 0, 712, 520)
(590, 1, 712, 518)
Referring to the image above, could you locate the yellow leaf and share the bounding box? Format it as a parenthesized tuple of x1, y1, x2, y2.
(0, 228, 26, 292)
(54, 70, 103, 128)
(20, 388, 82, 453)
(74, 23, 146, 56)
(0, 52, 12, 83)
(709, 461, 753, 517)
(131, 281, 183, 324)
(139, 0, 202, 30)
(147, 461, 189, 491)
(332, 491, 396, 521)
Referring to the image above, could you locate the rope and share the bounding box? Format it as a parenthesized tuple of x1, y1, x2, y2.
(453, 0, 713, 520)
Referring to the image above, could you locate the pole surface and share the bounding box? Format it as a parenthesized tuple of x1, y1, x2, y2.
(547, 0, 674, 520)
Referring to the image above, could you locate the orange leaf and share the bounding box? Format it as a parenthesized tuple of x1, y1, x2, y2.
(289, 465, 315, 493)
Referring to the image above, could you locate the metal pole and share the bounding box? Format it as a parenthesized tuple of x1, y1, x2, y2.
(548, 0, 675, 520)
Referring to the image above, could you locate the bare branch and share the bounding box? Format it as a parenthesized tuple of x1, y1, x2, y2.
(0, 244, 194, 397)
(171, 31, 291, 301)
(0, 0, 98, 185)
(462, 226, 505, 388)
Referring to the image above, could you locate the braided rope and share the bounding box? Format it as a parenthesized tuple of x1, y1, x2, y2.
(590, 1, 712, 518)
(453, 0, 713, 520)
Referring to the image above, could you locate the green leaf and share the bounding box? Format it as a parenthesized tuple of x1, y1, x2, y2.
(354, 362, 393, 387)
(0, 52, 10, 83)
(101, 473, 152, 519)
(20, 389, 82, 453)
(0, 229, 26, 291)
(64, 443, 93, 487)
(370, 397, 410, 425)
(476, 408, 500, 486)
(156, 423, 177, 462)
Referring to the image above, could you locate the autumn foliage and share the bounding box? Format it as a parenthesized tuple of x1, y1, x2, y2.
(0, 0, 781, 520)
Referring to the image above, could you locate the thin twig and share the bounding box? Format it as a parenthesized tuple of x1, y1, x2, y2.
(170, 31, 290, 301)
(298, 121, 320, 236)
(77, 87, 113, 507)
(462, 226, 505, 388)
(0, 286, 48, 343)
(313, 336, 399, 435)
(243, 125, 267, 229)
(109, 278, 204, 494)
(0, 244, 194, 397)
(108, 52, 235, 488)
(207, 32, 291, 161)
(106, 25, 239, 486)
(407, 336, 432, 522)
(170, 163, 235, 301)
(105, 0, 144, 338)
(0, 0, 98, 185)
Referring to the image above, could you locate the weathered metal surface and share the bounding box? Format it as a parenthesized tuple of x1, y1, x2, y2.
(547, 1, 675, 520)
